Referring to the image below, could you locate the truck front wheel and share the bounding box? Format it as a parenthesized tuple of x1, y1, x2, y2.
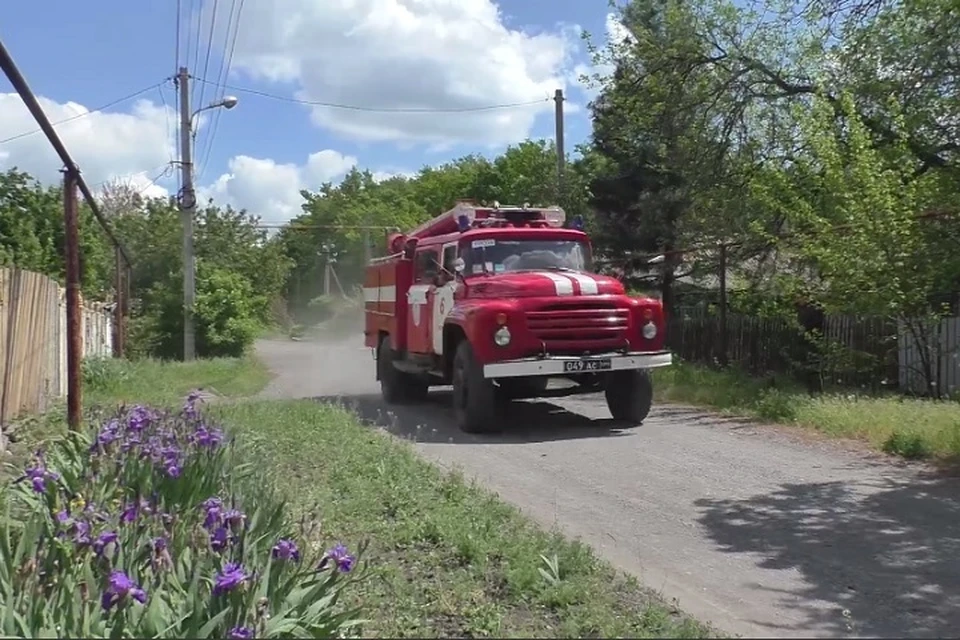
(451, 341, 500, 433)
(604, 370, 653, 425)
(378, 336, 429, 404)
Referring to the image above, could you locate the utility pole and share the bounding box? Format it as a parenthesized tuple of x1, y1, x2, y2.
(63, 169, 82, 431)
(554, 89, 565, 205)
(177, 66, 197, 361)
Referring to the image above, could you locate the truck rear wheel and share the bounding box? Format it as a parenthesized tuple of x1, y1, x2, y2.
(604, 370, 653, 425)
(378, 336, 429, 404)
(451, 341, 500, 433)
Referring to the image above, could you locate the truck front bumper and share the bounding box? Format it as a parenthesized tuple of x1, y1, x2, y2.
(482, 350, 673, 379)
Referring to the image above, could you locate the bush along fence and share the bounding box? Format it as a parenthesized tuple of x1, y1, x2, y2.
(1, 393, 364, 638)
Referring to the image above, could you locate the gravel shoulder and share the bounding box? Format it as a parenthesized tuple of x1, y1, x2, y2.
(255, 336, 960, 639)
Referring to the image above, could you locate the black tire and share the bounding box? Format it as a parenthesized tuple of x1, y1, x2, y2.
(378, 336, 429, 405)
(451, 341, 501, 433)
(604, 370, 653, 425)
(497, 376, 549, 399)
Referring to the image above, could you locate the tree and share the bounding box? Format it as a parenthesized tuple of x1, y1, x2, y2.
(584, 0, 748, 311)
(752, 92, 960, 395)
(112, 195, 292, 359)
(0, 168, 112, 295)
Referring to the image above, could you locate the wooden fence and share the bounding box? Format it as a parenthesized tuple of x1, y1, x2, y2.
(898, 316, 960, 397)
(668, 308, 959, 397)
(0, 267, 114, 424)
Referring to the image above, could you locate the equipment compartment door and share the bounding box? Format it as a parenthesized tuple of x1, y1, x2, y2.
(407, 247, 439, 355)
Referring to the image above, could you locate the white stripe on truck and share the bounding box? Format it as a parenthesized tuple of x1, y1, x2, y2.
(563, 272, 599, 295)
(538, 272, 574, 296)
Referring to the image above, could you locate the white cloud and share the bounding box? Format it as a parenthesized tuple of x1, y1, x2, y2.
(0, 93, 177, 196)
(197, 150, 359, 224)
(203, 0, 582, 145)
(0, 93, 385, 225)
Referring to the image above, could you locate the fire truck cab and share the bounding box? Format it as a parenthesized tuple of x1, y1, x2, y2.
(363, 200, 673, 434)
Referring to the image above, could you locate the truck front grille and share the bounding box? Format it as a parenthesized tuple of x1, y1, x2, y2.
(525, 302, 629, 354)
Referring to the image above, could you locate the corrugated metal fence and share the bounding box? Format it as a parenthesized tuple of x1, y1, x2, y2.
(0, 267, 114, 423)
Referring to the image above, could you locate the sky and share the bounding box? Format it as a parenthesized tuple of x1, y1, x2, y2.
(0, 0, 626, 226)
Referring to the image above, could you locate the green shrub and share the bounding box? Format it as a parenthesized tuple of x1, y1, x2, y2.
(81, 357, 130, 392)
(0, 395, 364, 638)
(881, 430, 932, 459)
(194, 267, 263, 358)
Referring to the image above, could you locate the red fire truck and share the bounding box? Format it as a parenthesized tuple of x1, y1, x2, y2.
(363, 200, 673, 434)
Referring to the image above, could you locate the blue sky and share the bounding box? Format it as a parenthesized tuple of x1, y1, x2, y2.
(0, 0, 614, 223)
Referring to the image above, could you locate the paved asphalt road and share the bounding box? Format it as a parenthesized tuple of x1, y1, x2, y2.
(255, 335, 960, 639)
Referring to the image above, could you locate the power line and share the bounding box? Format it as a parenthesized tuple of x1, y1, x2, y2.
(190, 0, 203, 108)
(196, 0, 220, 119)
(175, 0, 182, 76)
(191, 76, 552, 113)
(196, 0, 244, 182)
(0, 81, 165, 145)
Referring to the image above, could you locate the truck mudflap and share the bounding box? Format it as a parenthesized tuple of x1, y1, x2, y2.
(482, 350, 673, 379)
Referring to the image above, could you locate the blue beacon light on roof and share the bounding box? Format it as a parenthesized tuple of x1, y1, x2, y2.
(457, 214, 471, 232)
(571, 214, 584, 230)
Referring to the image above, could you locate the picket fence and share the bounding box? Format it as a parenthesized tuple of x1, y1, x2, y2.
(0, 267, 114, 425)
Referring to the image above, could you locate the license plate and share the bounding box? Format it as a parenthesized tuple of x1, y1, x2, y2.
(563, 358, 612, 373)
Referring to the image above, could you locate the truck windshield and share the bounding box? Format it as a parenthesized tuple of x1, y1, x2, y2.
(463, 238, 593, 275)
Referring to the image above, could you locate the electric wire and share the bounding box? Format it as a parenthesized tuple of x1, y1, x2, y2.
(0, 81, 166, 145)
(191, 77, 552, 113)
(196, 0, 244, 182)
(175, 0, 182, 76)
(195, 0, 220, 121)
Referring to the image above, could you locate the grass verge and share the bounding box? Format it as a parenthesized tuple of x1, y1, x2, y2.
(215, 399, 712, 638)
(82, 354, 271, 407)
(7, 357, 713, 638)
(652, 361, 960, 461)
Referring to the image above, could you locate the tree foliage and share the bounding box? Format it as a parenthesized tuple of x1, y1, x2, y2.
(0, 169, 291, 360)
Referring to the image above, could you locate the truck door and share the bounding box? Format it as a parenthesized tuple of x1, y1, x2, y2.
(432, 242, 458, 355)
(407, 247, 439, 355)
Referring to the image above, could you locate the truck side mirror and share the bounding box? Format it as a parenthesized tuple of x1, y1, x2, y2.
(403, 237, 419, 260)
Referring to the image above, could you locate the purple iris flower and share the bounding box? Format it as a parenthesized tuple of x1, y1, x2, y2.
(272, 538, 300, 562)
(228, 627, 255, 640)
(210, 526, 231, 552)
(101, 570, 147, 611)
(223, 509, 246, 532)
(18, 460, 59, 494)
(213, 562, 248, 596)
(93, 531, 118, 557)
(72, 520, 92, 547)
(318, 543, 354, 573)
(202, 497, 223, 530)
(126, 406, 154, 432)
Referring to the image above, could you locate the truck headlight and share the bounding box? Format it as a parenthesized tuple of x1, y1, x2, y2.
(641, 321, 657, 340)
(494, 326, 511, 347)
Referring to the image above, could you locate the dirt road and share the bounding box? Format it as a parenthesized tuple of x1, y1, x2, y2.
(256, 336, 960, 639)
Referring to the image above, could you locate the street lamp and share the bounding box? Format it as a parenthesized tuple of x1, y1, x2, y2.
(177, 66, 239, 361)
(192, 95, 239, 121)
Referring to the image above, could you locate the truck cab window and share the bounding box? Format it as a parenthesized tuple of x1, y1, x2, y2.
(415, 249, 439, 283)
(464, 239, 593, 275)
